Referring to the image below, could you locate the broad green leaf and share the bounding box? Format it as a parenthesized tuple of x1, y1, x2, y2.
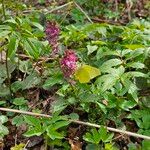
(83, 132, 95, 143)
(126, 49, 144, 60)
(98, 126, 113, 142)
(126, 62, 145, 69)
(0, 101, 6, 105)
(21, 73, 41, 90)
(126, 72, 147, 78)
(128, 143, 137, 150)
(24, 116, 41, 128)
(23, 38, 42, 59)
(11, 81, 23, 92)
(8, 34, 19, 59)
(31, 22, 44, 31)
(121, 78, 138, 102)
(97, 26, 107, 37)
(46, 127, 64, 140)
(50, 120, 70, 130)
(0, 30, 11, 39)
(24, 127, 42, 137)
(105, 143, 118, 150)
(51, 98, 68, 113)
(0, 115, 8, 124)
(86, 144, 99, 150)
(12, 115, 24, 126)
(4, 19, 17, 25)
(142, 140, 150, 150)
(0, 25, 12, 30)
(87, 45, 98, 55)
(100, 59, 122, 73)
(91, 128, 101, 144)
(13, 97, 27, 106)
(119, 100, 137, 111)
(96, 102, 107, 114)
(43, 75, 63, 89)
(101, 75, 117, 92)
(69, 113, 79, 120)
(75, 65, 100, 83)
(98, 126, 107, 141)
(0, 124, 9, 137)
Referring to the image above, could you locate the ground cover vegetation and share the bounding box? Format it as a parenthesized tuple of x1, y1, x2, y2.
(0, 0, 150, 149)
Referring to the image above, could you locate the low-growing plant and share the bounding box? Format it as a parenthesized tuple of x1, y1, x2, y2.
(0, 1, 150, 149)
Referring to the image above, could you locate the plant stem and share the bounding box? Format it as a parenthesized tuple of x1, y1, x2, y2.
(6, 49, 13, 96)
(2, 0, 6, 20)
(74, 2, 93, 23)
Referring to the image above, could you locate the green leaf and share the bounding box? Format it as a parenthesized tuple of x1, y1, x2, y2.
(100, 59, 122, 73)
(24, 127, 42, 137)
(83, 132, 95, 144)
(0, 124, 9, 137)
(50, 120, 70, 130)
(23, 38, 42, 59)
(21, 73, 41, 90)
(13, 97, 27, 106)
(75, 65, 100, 83)
(119, 100, 137, 111)
(126, 72, 147, 78)
(10, 143, 25, 150)
(128, 143, 137, 150)
(126, 49, 144, 60)
(43, 75, 63, 89)
(31, 22, 44, 31)
(0, 101, 6, 105)
(8, 34, 19, 59)
(24, 116, 41, 128)
(142, 140, 150, 150)
(124, 44, 144, 50)
(11, 81, 23, 92)
(0, 115, 8, 124)
(96, 102, 107, 114)
(121, 77, 138, 102)
(87, 45, 98, 55)
(51, 98, 68, 113)
(93, 128, 102, 144)
(98, 126, 113, 142)
(69, 113, 79, 120)
(101, 76, 117, 92)
(126, 62, 145, 69)
(86, 144, 99, 150)
(46, 127, 65, 140)
(12, 115, 24, 126)
(0, 30, 11, 39)
(98, 126, 107, 141)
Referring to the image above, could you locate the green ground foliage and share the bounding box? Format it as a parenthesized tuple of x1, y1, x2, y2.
(0, 0, 150, 149)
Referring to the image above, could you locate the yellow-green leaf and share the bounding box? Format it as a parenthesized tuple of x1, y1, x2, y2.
(124, 44, 144, 50)
(11, 143, 25, 150)
(75, 65, 100, 83)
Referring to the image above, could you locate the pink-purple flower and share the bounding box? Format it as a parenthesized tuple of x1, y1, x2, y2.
(45, 21, 60, 55)
(60, 50, 78, 78)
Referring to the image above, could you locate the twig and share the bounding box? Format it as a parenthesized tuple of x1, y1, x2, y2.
(0, 107, 150, 140)
(24, 140, 30, 149)
(74, 2, 93, 24)
(45, 1, 73, 14)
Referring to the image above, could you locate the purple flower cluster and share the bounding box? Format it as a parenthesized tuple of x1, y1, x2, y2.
(45, 21, 60, 55)
(60, 50, 78, 78)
